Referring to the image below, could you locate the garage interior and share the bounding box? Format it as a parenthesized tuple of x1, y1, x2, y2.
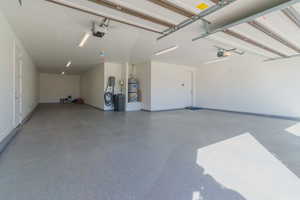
(1, 0, 300, 199)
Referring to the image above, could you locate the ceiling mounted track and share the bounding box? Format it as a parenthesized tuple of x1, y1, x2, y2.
(18, 0, 22, 6)
(199, 0, 300, 59)
(223, 29, 288, 58)
(264, 53, 300, 62)
(45, 0, 163, 34)
(248, 20, 300, 53)
(193, 0, 300, 41)
(147, 0, 196, 18)
(157, 0, 237, 40)
(282, 7, 300, 29)
(87, 0, 175, 27)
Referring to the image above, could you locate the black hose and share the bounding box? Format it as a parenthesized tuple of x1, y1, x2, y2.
(104, 92, 113, 106)
(104, 77, 115, 106)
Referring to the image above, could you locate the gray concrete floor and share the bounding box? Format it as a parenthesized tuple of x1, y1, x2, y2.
(0, 104, 299, 200)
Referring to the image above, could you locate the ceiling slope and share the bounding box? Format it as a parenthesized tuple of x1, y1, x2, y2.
(1, 0, 300, 74)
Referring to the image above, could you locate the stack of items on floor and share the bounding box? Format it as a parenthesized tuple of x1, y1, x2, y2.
(59, 96, 84, 104)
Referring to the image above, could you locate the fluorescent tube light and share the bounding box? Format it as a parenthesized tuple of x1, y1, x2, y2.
(155, 45, 178, 56)
(204, 57, 229, 65)
(66, 61, 72, 67)
(78, 32, 90, 47)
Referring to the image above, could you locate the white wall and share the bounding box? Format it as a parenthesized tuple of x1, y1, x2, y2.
(196, 54, 300, 118)
(150, 61, 196, 111)
(80, 64, 105, 109)
(135, 61, 196, 111)
(0, 11, 38, 142)
(39, 73, 80, 103)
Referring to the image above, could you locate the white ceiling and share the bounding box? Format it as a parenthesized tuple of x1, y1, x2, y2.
(0, 0, 299, 74)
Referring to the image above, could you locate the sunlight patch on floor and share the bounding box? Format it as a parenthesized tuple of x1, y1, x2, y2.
(192, 191, 203, 200)
(285, 123, 300, 137)
(196, 133, 300, 200)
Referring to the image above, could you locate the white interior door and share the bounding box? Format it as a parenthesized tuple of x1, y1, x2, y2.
(184, 71, 193, 107)
(14, 41, 23, 126)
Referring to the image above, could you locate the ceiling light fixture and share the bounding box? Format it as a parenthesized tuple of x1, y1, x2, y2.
(78, 32, 90, 47)
(66, 61, 72, 67)
(155, 45, 178, 56)
(204, 57, 229, 65)
(61, 72, 65, 75)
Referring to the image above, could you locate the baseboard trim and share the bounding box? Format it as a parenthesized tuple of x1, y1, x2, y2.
(0, 104, 38, 155)
(0, 125, 21, 154)
(74, 103, 300, 121)
(199, 107, 300, 121)
(142, 108, 185, 112)
(85, 104, 105, 111)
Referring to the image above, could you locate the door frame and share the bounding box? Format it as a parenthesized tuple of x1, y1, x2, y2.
(13, 40, 23, 126)
(185, 70, 196, 107)
(189, 70, 194, 107)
